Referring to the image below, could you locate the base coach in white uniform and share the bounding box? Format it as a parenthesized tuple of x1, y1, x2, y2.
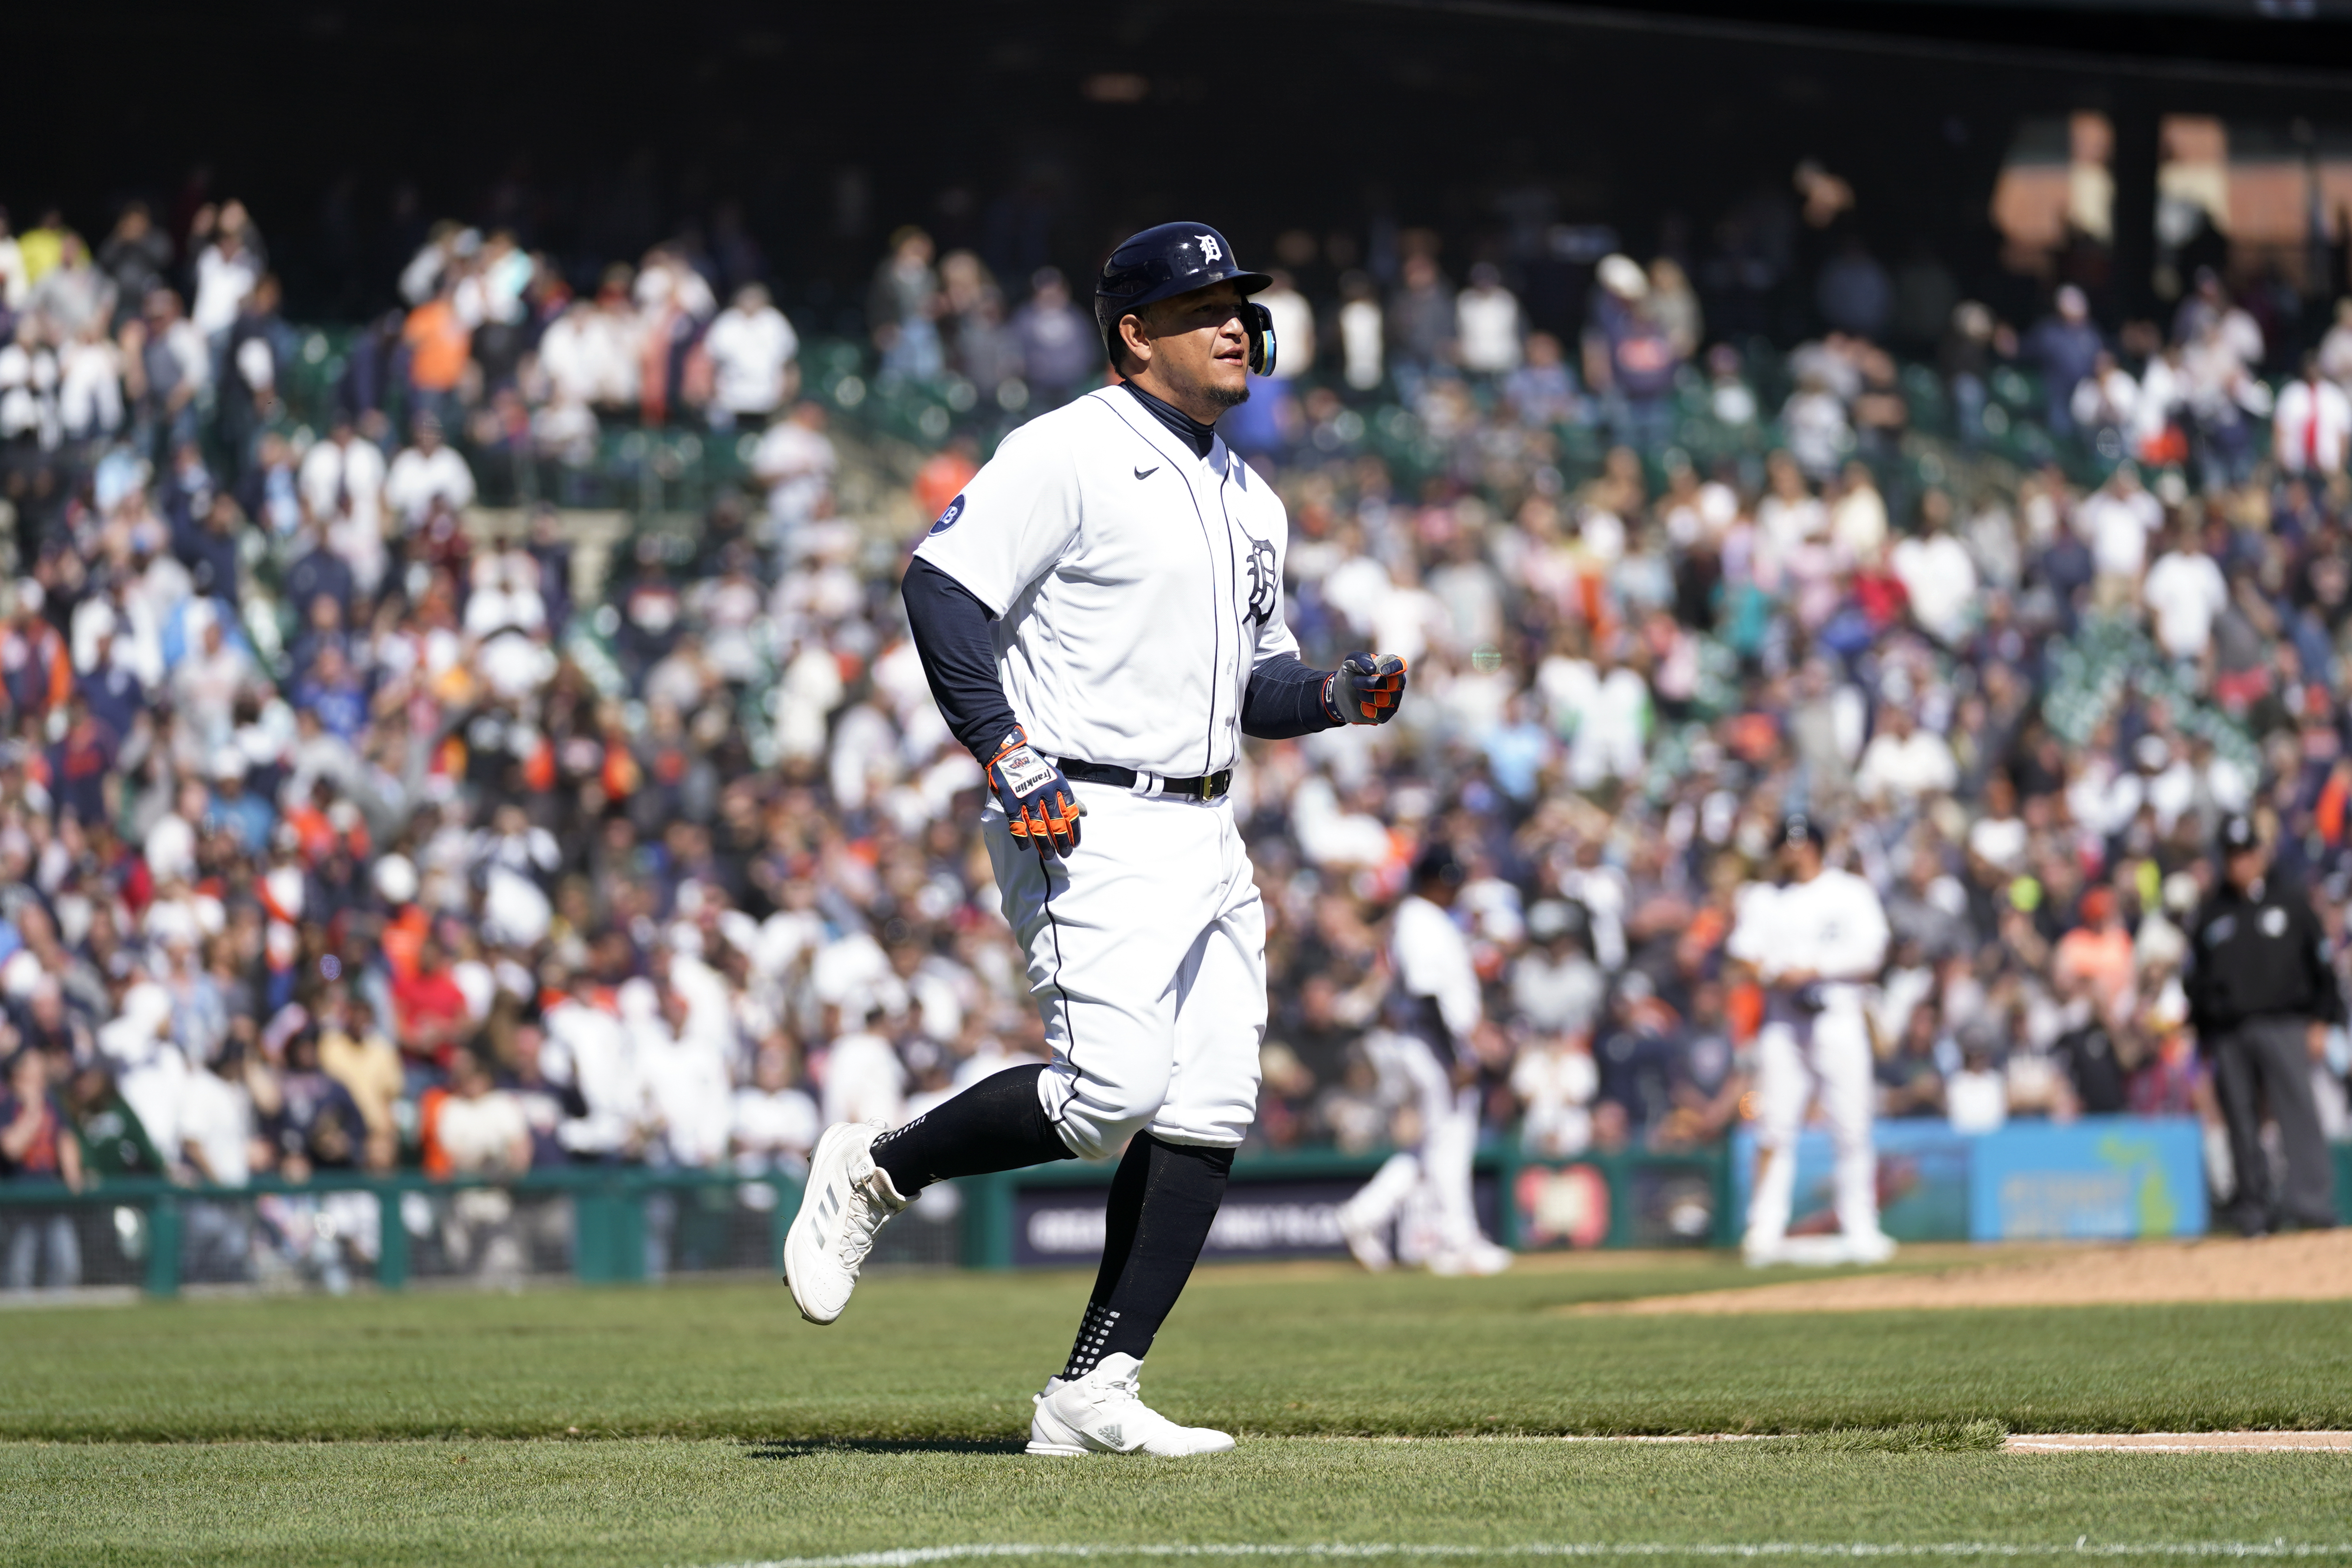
(782, 222, 1412, 1457)
(1337, 845, 1513, 1275)
(1727, 814, 1896, 1267)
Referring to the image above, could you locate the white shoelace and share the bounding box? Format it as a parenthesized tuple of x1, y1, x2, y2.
(835, 1177, 890, 1269)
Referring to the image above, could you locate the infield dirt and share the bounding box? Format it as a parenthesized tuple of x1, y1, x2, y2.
(1573, 1229, 2352, 1314)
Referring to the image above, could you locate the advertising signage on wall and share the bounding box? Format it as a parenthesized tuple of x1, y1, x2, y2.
(1009, 1173, 1502, 1269)
(1723, 1116, 2208, 1244)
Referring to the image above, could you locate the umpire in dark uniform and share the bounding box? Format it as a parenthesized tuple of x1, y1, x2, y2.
(2184, 814, 2341, 1235)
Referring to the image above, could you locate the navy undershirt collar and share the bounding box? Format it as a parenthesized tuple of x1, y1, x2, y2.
(1119, 379, 1216, 459)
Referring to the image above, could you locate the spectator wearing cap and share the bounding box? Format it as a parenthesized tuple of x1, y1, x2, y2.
(2184, 816, 2341, 1235)
(1585, 254, 1678, 454)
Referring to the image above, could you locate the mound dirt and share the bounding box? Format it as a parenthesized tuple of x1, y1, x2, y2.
(1571, 1230, 2352, 1314)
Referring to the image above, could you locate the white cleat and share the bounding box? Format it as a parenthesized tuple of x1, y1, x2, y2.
(1025, 1353, 1236, 1457)
(1460, 1240, 1514, 1275)
(1338, 1209, 1393, 1272)
(1772, 1234, 1869, 1267)
(1842, 1229, 1899, 1266)
(1741, 1234, 1788, 1268)
(1426, 1240, 1514, 1277)
(782, 1120, 909, 1325)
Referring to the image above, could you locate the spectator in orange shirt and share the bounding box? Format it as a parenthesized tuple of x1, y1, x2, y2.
(2053, 887, 2136, 1028)
(403, 278, 472, 428)
(392, 936, 472, 1066)
(912, 432, 979, 523)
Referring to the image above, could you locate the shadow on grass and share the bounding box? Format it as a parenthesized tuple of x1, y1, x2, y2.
(744, 1439, 1030, 1459)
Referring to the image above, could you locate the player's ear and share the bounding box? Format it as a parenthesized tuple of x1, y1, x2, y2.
(1117, 310, 1152, 373)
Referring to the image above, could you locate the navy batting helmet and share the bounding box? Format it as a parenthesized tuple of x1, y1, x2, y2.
(1095, 222, 1277, 377)
(1774, 812, 1827, 852)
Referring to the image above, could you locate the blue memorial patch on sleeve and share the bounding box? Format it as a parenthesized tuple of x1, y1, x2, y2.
(928, 494, 966, 535)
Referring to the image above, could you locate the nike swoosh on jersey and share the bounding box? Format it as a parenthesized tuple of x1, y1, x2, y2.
(1134, 465, 1158, 480)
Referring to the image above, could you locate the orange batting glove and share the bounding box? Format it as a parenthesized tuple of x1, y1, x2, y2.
(987, 726, 1085, 857)
(1323, 652, 1410, 725)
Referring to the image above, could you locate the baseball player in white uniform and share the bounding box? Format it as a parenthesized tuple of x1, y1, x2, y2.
(1726, 814, 1896, 1267)
(1336, 845, 1511, 1275)
(781, 222, 1411, 1457)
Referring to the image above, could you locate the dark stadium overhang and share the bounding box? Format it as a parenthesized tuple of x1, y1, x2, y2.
(14, 0, 2352, 326)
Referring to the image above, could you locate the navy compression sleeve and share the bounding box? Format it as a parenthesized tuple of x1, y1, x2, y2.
(902, 557, 1021, 762)
(1242, 654, 1341, 740)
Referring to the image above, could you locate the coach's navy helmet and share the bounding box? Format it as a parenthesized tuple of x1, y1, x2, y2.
(1775, 812, 1828, 852)
(1095, 222, 1276, 374)
(1411, 841, 1466, 890)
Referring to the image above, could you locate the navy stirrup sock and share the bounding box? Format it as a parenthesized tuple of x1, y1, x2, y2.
(870, 1063, 1075, 1195)
(1062, 1132, 1234, 1378)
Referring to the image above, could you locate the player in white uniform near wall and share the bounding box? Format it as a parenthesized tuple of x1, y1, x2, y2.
(780, 223, 1413, 1458)
(1336, 846, 1512, 1275)
(1726, 814, 1897, 1267)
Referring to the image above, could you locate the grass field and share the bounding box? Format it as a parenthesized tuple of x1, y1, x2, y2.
(6, 1255, 2352, 1567)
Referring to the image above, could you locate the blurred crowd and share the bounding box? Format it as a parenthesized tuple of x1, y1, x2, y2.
(3, 187, 2352, 1289)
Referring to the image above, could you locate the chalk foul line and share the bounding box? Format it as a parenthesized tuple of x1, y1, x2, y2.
(689, 1542, 2352, 1568)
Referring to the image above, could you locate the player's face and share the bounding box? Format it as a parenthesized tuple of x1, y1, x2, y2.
(1128, 281, 1252, 411)
(1779, 839, 1821, 881)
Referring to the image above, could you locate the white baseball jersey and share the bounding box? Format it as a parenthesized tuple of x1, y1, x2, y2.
(1729, 866, 1891, 1254)
(1725, 868, 1889, 1005)
(913, 385, 1297, 779)
(1392, 894, 1482, 1041)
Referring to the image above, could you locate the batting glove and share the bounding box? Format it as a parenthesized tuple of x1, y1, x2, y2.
(1323, 652, 1410, 725)
(987, 726, 1085, 857)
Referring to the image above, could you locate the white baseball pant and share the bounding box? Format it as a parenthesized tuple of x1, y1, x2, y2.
(1745, 1010, 1879, 1249)
(986, 782, 1264, 1159)
(1338, 1030, 1486, 1263)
